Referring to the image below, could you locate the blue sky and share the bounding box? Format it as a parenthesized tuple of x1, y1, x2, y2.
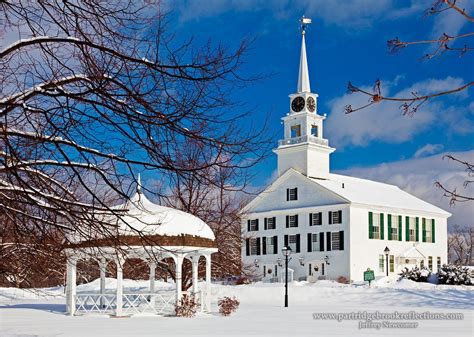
(164, 0, 473, 226)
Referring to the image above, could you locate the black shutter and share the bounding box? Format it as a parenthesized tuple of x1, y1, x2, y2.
(307, 233, 312, 252)
(286, 215, 289, 228)
(247, 220, 250, 231)
(296, 234, 300, 253)
(256, 237, 261, 255)
(328, 211, 333, 225)
(273, 236, 278, 254)
(319, 232, 324, 251)
(339, 231, 344, 250)
(264, 218, 268, 230)
(295, 214, 299, 227)
(284, 235, 288, 248)
(338, 210, 342, 223)
(273, 217, 276, 229)
(256, 219, 259, 231)
(245, 238, 250, 256)
(262, 236, 267, 255)
(318, 212, 323, 225)
(326, 232, 332, 251)
(309, 213, 313, 226)
(286, 188, 289, 201)
(295, 188, 298, 200)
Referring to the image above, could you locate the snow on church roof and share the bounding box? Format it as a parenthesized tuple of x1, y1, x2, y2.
(311, 173, 450, 217)
(104, 190, 216, 240)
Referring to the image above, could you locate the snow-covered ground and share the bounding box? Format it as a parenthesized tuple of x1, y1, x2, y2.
(0, 277, 472, 337)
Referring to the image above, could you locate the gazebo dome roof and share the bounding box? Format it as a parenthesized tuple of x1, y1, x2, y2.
(110, 190, 216, 241)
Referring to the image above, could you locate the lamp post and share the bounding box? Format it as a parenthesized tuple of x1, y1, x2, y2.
(384, 246, 390, 276)
(282, 246, 292, 308)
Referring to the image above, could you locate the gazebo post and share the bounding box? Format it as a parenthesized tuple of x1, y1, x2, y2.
(149, 261, 156, 307)
(115, 258, 124, 317)
(66, 256, 77, 316)
(204, 254, 211, 312)
(175, 255, 183, 304)
(191, 256, 199, 296)
(99, 258, 107, 308)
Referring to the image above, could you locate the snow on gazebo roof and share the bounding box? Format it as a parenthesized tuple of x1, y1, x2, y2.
(69, 186, 216, 249)
(109, 190, 215, 241)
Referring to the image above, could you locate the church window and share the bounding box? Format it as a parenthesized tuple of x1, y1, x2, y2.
(287, 188, 298, 201)
(310, 212, 322, 226)
(311, 124, 318, 137)
(379, 254, 385, 272)
(248, 219, 259, 231)
(329, 210, 342, 224)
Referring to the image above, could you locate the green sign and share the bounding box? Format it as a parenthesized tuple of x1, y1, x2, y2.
(364, 268, 375, 282)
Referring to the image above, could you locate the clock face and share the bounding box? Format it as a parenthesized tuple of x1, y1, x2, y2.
(291, 96, 305, 112)
(307, 97, 316, 112)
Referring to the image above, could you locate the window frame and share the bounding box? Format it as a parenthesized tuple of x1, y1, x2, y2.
(289, 215, 298, 228)
(331, 232, 340, 250)
(379, 254, 385, 273)
(311, 233, 320, 252)
(249, 219, 258, 231)
(266, 217, 276, 230)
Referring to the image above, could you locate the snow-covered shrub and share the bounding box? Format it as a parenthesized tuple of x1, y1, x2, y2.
(235, 276, 250, 285)
(218, 296, 240, 316)
(437, 264, 472, 285)
(175, 294, 198, 317)
(399, 266, 431, 282)
(336, 276, 349, 284)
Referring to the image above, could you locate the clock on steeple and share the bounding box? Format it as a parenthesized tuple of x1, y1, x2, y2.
(273, 16, 335, 180)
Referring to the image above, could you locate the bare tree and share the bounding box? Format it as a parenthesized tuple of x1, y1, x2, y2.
(158, 139, 258, 289)
(0, 1, 267, 286)
(448, 224, 473, 265)
(344, 0, 473, 208)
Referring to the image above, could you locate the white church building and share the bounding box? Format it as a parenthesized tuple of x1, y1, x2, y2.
(241, 22, 450, 283)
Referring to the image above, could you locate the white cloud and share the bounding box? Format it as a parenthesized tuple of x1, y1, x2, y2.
(337, 150, 474, 227)
(414, 144, 444, 158)
(325, 76, 470, 148)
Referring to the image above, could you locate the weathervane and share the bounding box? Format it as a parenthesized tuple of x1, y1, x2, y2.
(300, 16, 312, 35)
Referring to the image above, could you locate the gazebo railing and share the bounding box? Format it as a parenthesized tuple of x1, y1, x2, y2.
(75, 291, 203, 315)
(75, 293, 117, 314)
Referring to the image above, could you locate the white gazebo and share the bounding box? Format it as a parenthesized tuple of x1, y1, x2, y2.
(64, 183, 218, 316)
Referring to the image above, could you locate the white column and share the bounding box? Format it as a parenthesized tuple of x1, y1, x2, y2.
(115, 259, 123, 317)
(149, 261, 156, 307)
(66, 257, 77, 316)
(204, 254, 211, 312)
(192, 257, 199, 296)
(99, 259, 107, 308)
(175, 255, 183, 303)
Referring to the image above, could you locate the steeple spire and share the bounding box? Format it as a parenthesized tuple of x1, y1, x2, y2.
(297, 16, 312, 93)
(137, 173, 142, 194)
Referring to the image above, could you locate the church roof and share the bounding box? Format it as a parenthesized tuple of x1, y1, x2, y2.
(310, 172, 450, 217)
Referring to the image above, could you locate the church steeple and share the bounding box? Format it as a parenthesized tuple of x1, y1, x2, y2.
(297, 34, 310, 93)
(273, 16, 335, 180)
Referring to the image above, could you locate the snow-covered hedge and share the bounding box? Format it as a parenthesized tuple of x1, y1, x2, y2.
(437, 264, 472, 286)
(399, 266, 431, 282)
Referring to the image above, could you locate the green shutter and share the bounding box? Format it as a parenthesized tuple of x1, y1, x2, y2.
(416, 217, 419, 242)
(422, 218, 426, 242)
(432, 219, 436, 243)
(380, 213, 384, 240)
(398, 216, 402, 241)
(405, 216, 410, 241)
(387, 214, 392, 241)
(368, 212, 373, 239)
